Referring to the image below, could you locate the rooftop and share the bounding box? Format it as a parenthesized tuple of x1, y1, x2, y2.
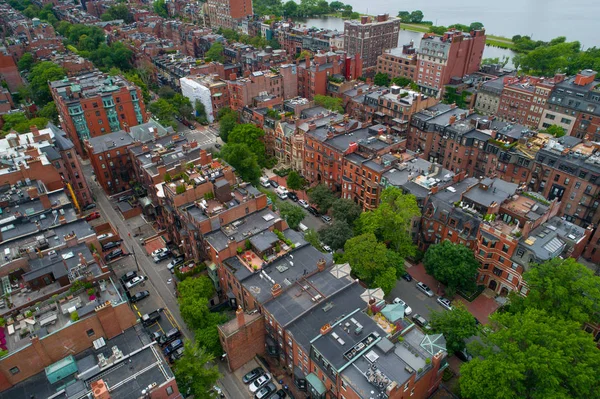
(50, 72, 137, 101)
(86, 130, 134, 154)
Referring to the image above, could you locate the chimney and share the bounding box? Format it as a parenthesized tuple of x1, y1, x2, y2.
(28, 186, 39, 200)
(361, 16, 368, 24)
(271, 283, 282, 297)
(320, 323, 332, 335)
(78, 252, 88, 266)
(91, 380, 111, 399)
(308, 122, 317, 131)
(30, 125, 40, 136)
(317, 258, 326, 272)
(449, 115, 457, 125)
(236, 305, 245, 327)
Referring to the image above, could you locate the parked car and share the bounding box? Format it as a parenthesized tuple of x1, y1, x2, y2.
(287, 191, 298, 202)
(269, 180, 279, 188)
(455, 348, 473, 362)
(97, 233, 114, 241)
(151, 247, 169, 257)
(125, 276, 146, 289)
(154, 251, 171, 263)
(163, 339, 183, 356)
(308, 206, 319, 216)
(120, 271, 137, 284)
(105, 249, 123, 262)
(249, 373, 271, 393)
(85, 211, 101, 221)
(321, 215, 332, 224)
(321, 244, 332, 253)
(157, 328, 182, 347)
(214, 143, 222, 149)
(83, 203, 97, 210)
(255, 382, 277, 399)
(169, 347, 185, 363)
(141, 309, 162, 326)
(210, 385, 225, 398)
(298, 199, 309, 209)
(412, 313, 431, 330)
(260, 176, 271, 187)
(130, 290, 150, 303)
(269, 389, 287, 399)
(392, 298, 413, 315)
(416, 282, 435, 297)
(242, 367, 265, 384)
(101, 240, 121, 251)
(402, 273, 413, 282)
(167, 256, 185, 271)
(437, 297, 453, 310)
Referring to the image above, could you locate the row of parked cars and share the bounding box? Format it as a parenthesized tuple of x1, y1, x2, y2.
(242, 367, 286, 399)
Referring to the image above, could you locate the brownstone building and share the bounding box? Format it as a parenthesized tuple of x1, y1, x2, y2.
(206, 0, 253, 30)
(376, 43, 418, 82)
(50, 71, 147, 157)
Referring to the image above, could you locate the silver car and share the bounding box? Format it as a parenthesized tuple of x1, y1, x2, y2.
(416, 282, 435, 297)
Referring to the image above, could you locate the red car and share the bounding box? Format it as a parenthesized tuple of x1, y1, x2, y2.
(85, 211, 101, 221)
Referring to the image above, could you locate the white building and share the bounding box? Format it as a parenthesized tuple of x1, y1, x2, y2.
(180, 75, 219, 123)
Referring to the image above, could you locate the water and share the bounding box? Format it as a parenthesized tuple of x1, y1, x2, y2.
(300, 17, 516, 66)
(303, 0, 599, 48)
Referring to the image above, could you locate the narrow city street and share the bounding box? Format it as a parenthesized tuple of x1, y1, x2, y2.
(81, 161, 251, 399)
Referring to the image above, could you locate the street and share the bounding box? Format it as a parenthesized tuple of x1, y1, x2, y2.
(82, 161, 251, 399)
(385, 275, 445, 320)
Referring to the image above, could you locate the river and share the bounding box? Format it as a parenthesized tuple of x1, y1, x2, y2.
(299, 17, 516, 66)
(302, 0, 599, 48)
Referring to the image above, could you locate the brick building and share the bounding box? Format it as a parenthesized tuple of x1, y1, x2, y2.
(0, 51, 23, 92)
(474, 77, 504, 115)
(227, 65, 298, 111)
(50, 72, 147, 157)
(539, 70, 600, 140)
(181, 74, 230, 123)
(416, 29, 486, 96)
(206, 0, 253, 30)
(376, 43, 418, 82)
(344, 14, 400, 70)
(297, 52, 362, 100)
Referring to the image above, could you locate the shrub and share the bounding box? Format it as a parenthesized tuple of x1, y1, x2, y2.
(0, 317, 5, 327)
(70, 312, 79, 322)
(398, 336, 404, 342)
(237, 247, 243, 254)
(245, 239, 252, 250)
(425, 358, 431, 365)
(176, 185, 186, 194)
(0, 349, 7, 358)
(275, 244, 281, 253)
(87, 288, 95, 296)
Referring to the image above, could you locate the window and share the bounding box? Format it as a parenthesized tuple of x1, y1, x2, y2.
(86, 329, 95, 337)
(9, 367, 19, 375)
(166, 386, 174, 395)
(493, 267, 502, 277)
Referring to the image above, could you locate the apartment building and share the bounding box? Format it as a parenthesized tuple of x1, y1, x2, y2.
(539, 70, 600, 140)
(376, 43, 418, 81)
(227, 65, 298, 111)
(416, 29, 486, 96)
(297, 52, 362, 100)
(181, 74, 230, 123)
(474, 77, 504, 115)
(206, 0, 253, 30)
(344, 14, 400, 70)
(50, 72, 147, 157)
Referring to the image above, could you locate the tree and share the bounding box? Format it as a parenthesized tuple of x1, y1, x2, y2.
(423, 241, 479, 295)
(541, 124, 566, 137)
(331, 198, 361, 225)
(507, 258, 600, 325)
(308, 184, 336, 213)
(158, 86, 176, 100)
(17, 53, 34, 72)
(391, 76, 413, 87)
(356, 187, 420, 257)
(329, 1, 344, 11)
(227, 124, 267, 167)
(313, 94, 344, 113)
(286, 170, 303, 190)
(409, 10, 424, 23)
(194, 99, 207, 120)
(343, 233, 402, 294)
(178, 276, 215, 302)
(318, 220, 353, 250)
(219, 114, 237, 142)
(39, 101, 59, 124)
(1, 112, 48, 133)
(149, 98, 177, 128)
(373, 72, 390, 87)
(295, 50, 312, 60)
(397, 11, 410, 22)
(29, 61, 66, 107)
(283, 0, 299, 17)
(153, 0, 168, 17)
(460, 309, 600, 399)
(429, 303, 478, 354)
(173, 341, 221, 398)
(220, 143, 262, 184)
(469, 21, 484, 31)
(205, 42, 225, 63)
(101, 4, 133, 23)
(279, 202, 305, 229)
(304, 228, 322, 250)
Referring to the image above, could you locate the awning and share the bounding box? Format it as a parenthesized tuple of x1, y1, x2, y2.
(306, 373, 327, 395)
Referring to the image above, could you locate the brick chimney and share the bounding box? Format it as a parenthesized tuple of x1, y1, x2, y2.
(317, 258, 326, 272)
(271, 283, 282, 297)
(236, 305, 245, 328)
(28, 186, 39, 200)
(30, 125, 40, 136)
(574, 70, 597, 86)
(449, 115, 457, 125)
(308, 122, 317, 131)
(320, 323, 332, 335)
(91, 379, 111, 399)
(78, 252, 88, 266)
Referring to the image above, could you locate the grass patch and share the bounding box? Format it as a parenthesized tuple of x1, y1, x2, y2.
(486, 37, 515, 50)
(401, 23, 432, 33)
(457, 285, 485, 302)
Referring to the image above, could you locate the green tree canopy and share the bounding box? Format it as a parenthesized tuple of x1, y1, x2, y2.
(1, 112, 48, 134)
(356, 187, 420, 257)
(227, 124, 267, 167)
(38, 101, 59, 124)
(429, 303, 478, 353)
(220, 143, 262, 184)
(541, 124, 566, 137)
(17, 53, 34, 72)
(205, 42, 225, 63)
(318, 220, 353, 250)
(331, 198, 362, 225)
(460, 309, 600, 399)
(313, 94, 344, 113)
(29, 61, 66, 106)
(149, 98, 177, 129)
(217, 107, 238, 142)
(101, 4, 133, 23)
(423, 241, 479, 294)
(286, 170, 303, 190)
(308, 184, 337, 213)
(153, 0, 168, 17)
(507, 258, 600, 325)
(279, 202, 305, 229)
(373, 72, 390, 87)
(173, 341, 221, 397)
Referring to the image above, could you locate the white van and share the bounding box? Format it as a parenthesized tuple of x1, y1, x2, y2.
(298, 223, 308, 232)
(275, 186, 288, 200)
(260, 176, 270, 188)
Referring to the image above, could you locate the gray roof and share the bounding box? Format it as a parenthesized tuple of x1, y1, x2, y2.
(23, 243, 93, 282)
(249, 230, 279, 252)
(128, 119, 173, 143)
(87, 130, 134, 154)
(463, 178, 518, 208)
(48, 123, 74, 151)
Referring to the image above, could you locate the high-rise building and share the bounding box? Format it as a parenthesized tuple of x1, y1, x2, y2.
(205, 0, 253, 30)
(416, 29, 486, 96)
(50, 71, 147, 157)
(344, 14, 400, 70)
